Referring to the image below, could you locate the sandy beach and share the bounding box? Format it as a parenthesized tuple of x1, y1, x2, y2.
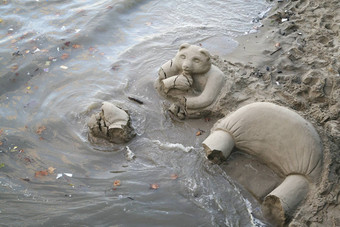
(212, 0, 339, 225)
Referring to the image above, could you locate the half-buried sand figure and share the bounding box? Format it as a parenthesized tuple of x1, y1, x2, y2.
(87, 102, 135, 144)
(202, 102, 323, 225)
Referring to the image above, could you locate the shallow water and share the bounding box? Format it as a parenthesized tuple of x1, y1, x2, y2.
(0, 0, 271, 226)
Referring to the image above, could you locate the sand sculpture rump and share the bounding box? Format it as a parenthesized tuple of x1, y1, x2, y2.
(88, 102, 135, 144)
(155, 43, 226, 119)
(202, 102, 323, 225)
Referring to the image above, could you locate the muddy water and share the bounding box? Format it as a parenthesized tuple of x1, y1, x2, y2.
(0, 0, 271, 226)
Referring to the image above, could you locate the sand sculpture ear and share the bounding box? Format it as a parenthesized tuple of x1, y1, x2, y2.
(179, 43, 190, 51)
(199, 48, 211, 61)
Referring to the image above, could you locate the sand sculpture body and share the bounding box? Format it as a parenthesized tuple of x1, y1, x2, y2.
(156, 43, 226, 119)
(88, 102, 135, 144)
(202, 102, 323, 225)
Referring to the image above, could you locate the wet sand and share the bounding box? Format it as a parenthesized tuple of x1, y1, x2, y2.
(212, 0, 339, 225)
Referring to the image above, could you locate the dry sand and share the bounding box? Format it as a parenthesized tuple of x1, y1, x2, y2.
(210, 0, 339, 225)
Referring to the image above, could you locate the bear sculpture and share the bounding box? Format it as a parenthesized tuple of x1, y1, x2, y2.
(202, 102, 323, 225)
(155, 43, 226, 119)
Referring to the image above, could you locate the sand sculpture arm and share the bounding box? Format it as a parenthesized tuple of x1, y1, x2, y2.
(158, 59, 179, 80)
(185, 67, 225, 109)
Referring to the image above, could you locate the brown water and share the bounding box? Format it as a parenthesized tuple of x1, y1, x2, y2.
(0, 0, 272, 226)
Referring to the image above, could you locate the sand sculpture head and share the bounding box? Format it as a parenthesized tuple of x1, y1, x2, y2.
(156, 43, 226, 119)
(202, 102, 323, 226)
(174, 43, 212, 75)
(87, 102, 135, 144)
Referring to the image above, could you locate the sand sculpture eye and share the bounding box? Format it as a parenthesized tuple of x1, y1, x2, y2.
(193, 58, 201, 63)
(180, 54, 186, 59)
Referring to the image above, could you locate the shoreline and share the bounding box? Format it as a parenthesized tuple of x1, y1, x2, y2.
(214, 0, 339, 225)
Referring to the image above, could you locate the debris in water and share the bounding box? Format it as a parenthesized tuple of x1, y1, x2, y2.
(60, 65, 68, 69)
(48, 167, 56, 174)
(110, 170, 126, 173)
(150, 183, 159, 190)
(113, 180, 121, 187)
(0, 163, 5, 169)
(111, 64, 120, 71)
(10, 146, 18, 152)
(21, 178, 30, 182)
(10, 65, 19, 71)
(56, 173, 63, 179)
(61, 53, 69, 60)
(36, 126, 46, 134)
(12, 51, 22, 56)
(64, 173, 72, 177)
(128, 96, 144, 104)
(72, 44, 81, 49)
(170, 174, 178, 180)
(35, 170, 49, 177)
(33, 48, 40, 53)
(196, 129, 205, 136)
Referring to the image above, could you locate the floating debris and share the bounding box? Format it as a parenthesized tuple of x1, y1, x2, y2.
(170, 174, 178, 180)
(150, 183, 159, 190)
(128, 96, 143, 104)
(113, 180, 121, 187)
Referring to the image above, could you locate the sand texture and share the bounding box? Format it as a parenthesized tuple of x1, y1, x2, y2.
(211, 0, 339, 225)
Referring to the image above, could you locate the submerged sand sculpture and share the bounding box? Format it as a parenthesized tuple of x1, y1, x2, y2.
(155, 43, 226, 119)
(202, 102, 323, 225)
(88, 102, 135, 144)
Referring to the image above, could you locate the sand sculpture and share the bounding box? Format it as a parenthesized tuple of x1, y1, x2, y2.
(155, 43, 226, 119)
(88, 102, 135, 144)
(202, 102, 323, 225)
